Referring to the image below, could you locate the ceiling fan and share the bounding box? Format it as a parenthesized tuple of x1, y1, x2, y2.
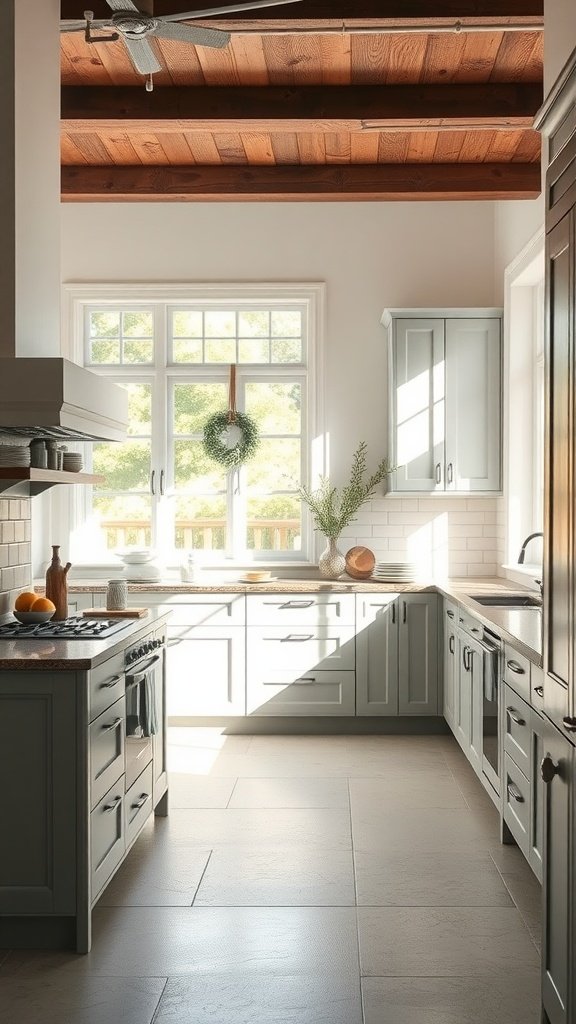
(61, 0, 303, 89)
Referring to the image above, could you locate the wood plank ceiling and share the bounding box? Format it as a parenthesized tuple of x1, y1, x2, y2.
(60, 1, 544, 201)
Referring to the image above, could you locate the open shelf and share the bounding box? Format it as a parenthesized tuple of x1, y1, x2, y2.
(0, 467, 104, 497)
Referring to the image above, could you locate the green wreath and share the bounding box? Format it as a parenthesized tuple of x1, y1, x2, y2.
(202, 411, 260, 469)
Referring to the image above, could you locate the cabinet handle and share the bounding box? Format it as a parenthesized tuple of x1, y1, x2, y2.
(449, 635, 455, 655)
(541, 755, 560, 784)
(294, 676, 316, 685)
(103, 795, 122, 813)
(160, 469, 165, 496)
(99, 674, 122, 689)
(471, 627, 480, 634)
(280, 600, 314, 609)
(280, 634, 314, 642)
(131, 793, 150, 810)
(562, 716, 576, 732)
(506, 660, 525, 675)
(446, 609, 455, 619)
(392, 603, 396, 624)
(447, 462, 453, 484)
(506, 707, 525, 726)
(101, 717, 122, 733)
(435, 462, 442, 485)
(462, 646, 468, 671)
(402, 600, 407, 624)
(150, 469, 156, 496)
(534, 685, 544, 697)
(507, 781, 524, 804)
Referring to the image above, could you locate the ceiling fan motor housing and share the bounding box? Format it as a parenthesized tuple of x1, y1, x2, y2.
(111, 12, 158, 38)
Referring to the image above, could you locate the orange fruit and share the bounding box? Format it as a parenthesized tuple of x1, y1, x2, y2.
(14, 591, 38, 612)
(31, 597, 56, 613)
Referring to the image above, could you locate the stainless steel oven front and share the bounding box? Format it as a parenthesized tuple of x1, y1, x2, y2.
(124, 634, 164, 790)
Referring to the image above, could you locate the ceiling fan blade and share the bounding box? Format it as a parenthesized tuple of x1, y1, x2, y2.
(105, 0, 140, 10)
(153, 20, 230, 48)
(123, 35, 163, 74)
(162, 0, 303, 24)
(60, 19, 111, 32)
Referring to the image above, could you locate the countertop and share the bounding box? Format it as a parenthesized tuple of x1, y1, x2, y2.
(0, 608, 170, 671)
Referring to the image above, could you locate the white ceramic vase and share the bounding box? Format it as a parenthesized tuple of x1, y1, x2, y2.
(318, 536, 346, 579)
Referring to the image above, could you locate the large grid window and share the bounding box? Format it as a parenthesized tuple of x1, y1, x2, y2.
(73, 289, 317, 564)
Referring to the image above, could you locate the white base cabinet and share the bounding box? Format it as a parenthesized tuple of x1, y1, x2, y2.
(167, 626, 246, 717)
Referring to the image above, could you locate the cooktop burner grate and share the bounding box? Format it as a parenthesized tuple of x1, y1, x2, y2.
(0, 616, 131, 640)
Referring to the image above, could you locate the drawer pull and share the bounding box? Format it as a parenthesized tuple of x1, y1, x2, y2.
(471, 627, 480, 634)
(294, 676, 316, 685)
(562, 716, 576, 733)
(435, 462, 442, 485)
(506, 707, 526, 726)
(446, 609, 454, 619)
(280, 600, 314, 609)
(449, 635, 455, 655)
(131, 792, 150, 810)
(100, 674, 122, 690)
(507, 781, 524, 804)
(534, 685, 544, 697)
(103, 795, 122, 813)
(101, 717, 123, 733)
(280, 634, 314, 642)
(402, 600, 407, 624)
(506, 660, 525, 675)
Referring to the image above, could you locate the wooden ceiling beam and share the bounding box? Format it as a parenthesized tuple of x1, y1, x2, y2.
(61, 84, 543, 134)
(60, 2, 544, 25)
(61, 162, 541, 201)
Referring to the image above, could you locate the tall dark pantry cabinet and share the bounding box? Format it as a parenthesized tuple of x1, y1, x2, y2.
(535, 47, 576, 1024)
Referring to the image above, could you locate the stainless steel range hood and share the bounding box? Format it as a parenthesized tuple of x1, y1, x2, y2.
(0, 358, 128, 441)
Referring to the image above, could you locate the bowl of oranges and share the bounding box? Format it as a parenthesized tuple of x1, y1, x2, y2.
(13, 592, 56, 624)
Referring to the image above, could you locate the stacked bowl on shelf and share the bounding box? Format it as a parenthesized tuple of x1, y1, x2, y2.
(62, 451, 83, 472)
(0, 444, 30, 468)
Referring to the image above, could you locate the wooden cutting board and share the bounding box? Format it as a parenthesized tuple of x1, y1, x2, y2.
(82, 608, 149, 619)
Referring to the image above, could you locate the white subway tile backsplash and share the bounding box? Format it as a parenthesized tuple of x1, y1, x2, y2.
(0, 498, 32, 615)
(472, 564, 498, 576)
(371, 525, 404, 537)
(451, 524, 485, 537)
(466, 537, 498, 550)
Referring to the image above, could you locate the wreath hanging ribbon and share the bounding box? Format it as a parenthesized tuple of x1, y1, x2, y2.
(202, 364, 260, 470)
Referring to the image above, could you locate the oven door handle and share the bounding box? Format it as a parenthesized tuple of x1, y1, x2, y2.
(126, 652, 162, 679)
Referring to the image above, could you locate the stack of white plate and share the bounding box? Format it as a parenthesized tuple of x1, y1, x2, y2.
(372, 562, 418, 582)
(0, 444, 30, 467)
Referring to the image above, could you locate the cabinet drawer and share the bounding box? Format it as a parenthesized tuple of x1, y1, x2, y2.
(91, 777, 125, 900)
(247, 626, 355, 674)
(89, 652, 125, 722)
(456, 609, 484, 642)
(164, 594, 245, 627)
(247, 593, 355, 627)
(247, 670, 355, 716)
(531, 662, 545, 713)
(90, 696, 126, 809)
(356, 593, 398, 627)
(125, 762, 153, 848)
(503, 644, 531, 703)
(125, 735, 153, 791)
(504, 685, 532, 778)
(503, 753, 530, 857)
(444, 600, 458, 624)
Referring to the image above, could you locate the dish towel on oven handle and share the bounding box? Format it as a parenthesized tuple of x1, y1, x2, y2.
(126, 665, 158, 737)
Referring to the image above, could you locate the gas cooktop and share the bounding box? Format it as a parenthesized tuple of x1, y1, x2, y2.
(0, 616, 131, 640)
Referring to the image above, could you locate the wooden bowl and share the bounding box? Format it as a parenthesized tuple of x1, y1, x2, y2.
(345, 546, 376, 580)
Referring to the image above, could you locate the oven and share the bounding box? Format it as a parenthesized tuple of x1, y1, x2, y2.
(124, 633, 164, 790)
(479, 627, 502, 796)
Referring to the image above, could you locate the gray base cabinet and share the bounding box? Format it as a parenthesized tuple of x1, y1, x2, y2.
(398, 594, 439, 715)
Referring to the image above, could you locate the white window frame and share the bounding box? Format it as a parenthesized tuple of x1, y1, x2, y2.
(60, 282, 326, 570)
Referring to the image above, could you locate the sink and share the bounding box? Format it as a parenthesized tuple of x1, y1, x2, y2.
(468, 594, 542, 608)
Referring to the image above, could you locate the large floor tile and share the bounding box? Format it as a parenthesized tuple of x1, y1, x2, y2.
(358, 906, 539, 976)
(195, 848, 356, 906)
(499, 868, 543, 949)
(154, 972, 363, 1024)
(349, 774, 467, 811)
(164, 807, 352, 849)
(169, 728, 253, 754)
(351, 807, 490, 854)
(0, 975, 165, 1024)
(229, 777, 349, 809)
(361, 973, 541, 1024)
(168, 773, 236, 809)
(96, 828, 211, 907)
(354, 850, 513, 906)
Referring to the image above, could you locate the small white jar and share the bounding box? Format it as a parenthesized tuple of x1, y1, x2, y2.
(106, 579, 128, 610)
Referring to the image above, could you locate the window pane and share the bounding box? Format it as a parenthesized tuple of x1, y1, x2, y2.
(123, 340, 154, 364)
(93, 440, 151, 492)
(271, 311, 301, 337)
(173, 339, 203, 363)
(238, 339, 270, 363)
(239, 311, 269, 337)
(246, 439, 301, 491)
(173, 310, 203, 338)
(93, 494, 152, 551)
(90, 339, 121, 364)
(124, 383, 152, 436)
(90, 311, 120, 338)
(174, 495, 226, 551)
(173, 383, 227, 435)
(204, 338, 236, 363)
(122, 311, 153, 338)
(271, 338, 302, 363)
(245, 382, 301, 435)
(205, 311, 235, 337)
(174, 440, 227, 492)
(247, 495, 301, 551)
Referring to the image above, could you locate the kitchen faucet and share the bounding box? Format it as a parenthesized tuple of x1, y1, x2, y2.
(517, 531, 544, 564)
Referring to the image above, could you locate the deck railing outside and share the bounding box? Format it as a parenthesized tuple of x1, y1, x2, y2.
(102, 518, 300, 551)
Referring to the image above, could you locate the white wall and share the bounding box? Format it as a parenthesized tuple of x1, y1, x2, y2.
(545, 0, 576, 94)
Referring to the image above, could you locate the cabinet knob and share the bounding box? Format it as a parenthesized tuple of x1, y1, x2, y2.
(541, 755, 560, 784)
(562, 716, 576, 733)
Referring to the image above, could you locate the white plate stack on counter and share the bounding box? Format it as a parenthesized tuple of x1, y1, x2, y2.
(371, 562, 418, 583)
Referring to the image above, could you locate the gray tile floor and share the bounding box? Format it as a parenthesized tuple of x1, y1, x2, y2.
(0, 730, 542, 1023)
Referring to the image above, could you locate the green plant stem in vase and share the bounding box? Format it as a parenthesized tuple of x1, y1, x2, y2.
(300, 443, 395, 579)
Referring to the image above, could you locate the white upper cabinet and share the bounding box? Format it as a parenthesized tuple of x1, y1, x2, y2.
(383, 309, 502, 493)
